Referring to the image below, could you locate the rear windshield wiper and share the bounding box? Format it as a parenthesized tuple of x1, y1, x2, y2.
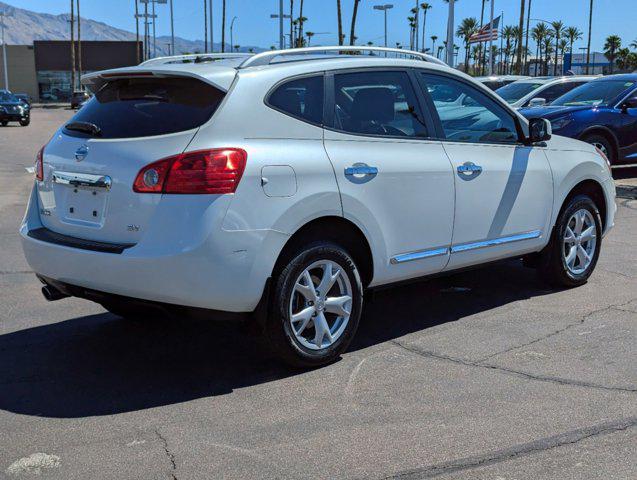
(65, 121, 102, 136)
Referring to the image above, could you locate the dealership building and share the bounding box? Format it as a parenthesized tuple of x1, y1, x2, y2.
(0, 40, 142, 102)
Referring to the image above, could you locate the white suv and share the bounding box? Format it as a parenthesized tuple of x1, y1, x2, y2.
(20, 47, 616, 367)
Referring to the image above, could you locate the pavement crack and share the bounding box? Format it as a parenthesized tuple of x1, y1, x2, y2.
(381, 417, 637, 479)
(391, 340, 637, 393)
(155, 428, 178, 480)
(477, 298, 637, 363)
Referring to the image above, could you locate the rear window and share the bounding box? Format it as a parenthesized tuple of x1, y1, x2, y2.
(65, 77, 224, 139)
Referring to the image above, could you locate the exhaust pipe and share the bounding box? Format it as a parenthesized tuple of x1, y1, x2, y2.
(42, 285, 70, 302)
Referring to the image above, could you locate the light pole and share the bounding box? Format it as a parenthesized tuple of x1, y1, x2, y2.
(445, 0, 455, 66)
(270, 1, 291, 50)
(170, 0, 174, 56)
(230, 16, 237, 53)
(488, 0, 495, 75)
(373, 4, 393, 48)
(0, 12, 8, 90)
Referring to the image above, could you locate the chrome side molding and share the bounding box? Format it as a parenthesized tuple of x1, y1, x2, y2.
(52, 171, 112, 190)
(450, 230, 542, 254)
(390, 247, 449, 264)
(390, 230, 542, 265)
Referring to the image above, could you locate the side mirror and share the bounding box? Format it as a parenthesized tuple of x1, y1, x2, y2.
(528, 118, 552, 143)
(620, 96, 637, 113)
(528, 97, 547, 108)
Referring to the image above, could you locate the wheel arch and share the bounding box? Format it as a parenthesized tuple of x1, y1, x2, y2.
(558, 179, 608, 231)
(579, 126, 620, 163)
(272, 216, 375, 288)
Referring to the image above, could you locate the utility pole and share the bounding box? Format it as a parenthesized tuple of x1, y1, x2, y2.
(77, 0, 82, 89)
(152, 0, 156, 57)
(270, 1, 290, 50)
(170, 0, 174, 56)
(0, 12, 8, 90)
(488, 0, 495, 75)
(373, 4, 393, 48)
(209, 0, 213, 52)
(70, 0, 75, 96)
(445, 0, 454, 67)
(413, 0, 419, 51)
(143, 0, 148, 60)
(135, 0, 140, 63)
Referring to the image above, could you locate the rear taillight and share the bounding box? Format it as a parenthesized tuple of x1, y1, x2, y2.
(133, 148, 247, 194)
(35, 146, 44, 181)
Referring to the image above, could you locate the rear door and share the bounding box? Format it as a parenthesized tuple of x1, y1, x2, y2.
(418, 72, 553, 270)
(37, 74, 225, 244)
(323, 69, 455, 285)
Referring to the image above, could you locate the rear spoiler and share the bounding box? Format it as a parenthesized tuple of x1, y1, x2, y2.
(81, 67, 237, 93)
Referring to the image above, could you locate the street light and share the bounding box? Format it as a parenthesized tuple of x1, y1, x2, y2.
(445, 0, 455, 67)
(373, 4, 393, 48)
(230, 16, 237, 53)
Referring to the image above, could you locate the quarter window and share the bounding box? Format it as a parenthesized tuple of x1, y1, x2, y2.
(420, 74, 519, 144)
(332, 71, 428, 138)
(268, 75, 324, 124)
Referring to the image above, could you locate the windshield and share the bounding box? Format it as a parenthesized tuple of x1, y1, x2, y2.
(552, 80, 637, 107)
(0, 92, 18, 103)
(495, 82, 545, 104)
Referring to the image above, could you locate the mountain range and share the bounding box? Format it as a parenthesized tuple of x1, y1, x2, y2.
(0, 1, 263, 56)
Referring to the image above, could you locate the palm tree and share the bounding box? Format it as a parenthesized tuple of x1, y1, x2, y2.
(431, 35, 438, 56)
(221, 0, 226, 52)
(615, 47, 631, 71)
(565, 26, 583, 60)
(524, 0, 532, 72)
(233, 44, 240, 52)
(516, 0, 526, 74)
(336, 0, 343, 45)
(631, 39, 637, 50)
(604, 35, 622, 74)
(306, 31, 315, 47)
(350, 0, 361, 46)
(298, 0, 305, 47)
(511, 25, 521, 74)
(409, 7, 418, 50)
(551, 21, 564, 75)
(295, 16, 308, 47)
(586, 0, 594, 74)
(420, 3, 432, 53)
(502, 25, 516, 75)
(542, 35, 554, 75)
(456, 17, 478, 73)
(408, 15, 417, 50)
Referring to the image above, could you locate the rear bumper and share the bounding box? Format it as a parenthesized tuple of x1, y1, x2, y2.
(20, 184, 288, 313)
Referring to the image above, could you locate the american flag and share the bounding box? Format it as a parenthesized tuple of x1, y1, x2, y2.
(469, 16, 501, 44)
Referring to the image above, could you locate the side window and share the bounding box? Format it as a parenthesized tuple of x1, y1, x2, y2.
(530, 82, 585, 105)
(332, 70, 428, 138)
(268, 75, 324, 125)
(420, 74, 519, 144)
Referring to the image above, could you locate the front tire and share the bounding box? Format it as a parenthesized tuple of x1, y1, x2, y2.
(582, 134, 614, 164)
(267, 242, 363, 368)
(19, 118, 30, 127)
(0, 121, 7, 126)
(539, 194, 602, 288)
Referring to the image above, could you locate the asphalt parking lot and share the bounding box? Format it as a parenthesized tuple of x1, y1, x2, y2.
(0, 109, 635, 479)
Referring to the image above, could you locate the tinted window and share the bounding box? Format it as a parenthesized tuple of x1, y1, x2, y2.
(530, 81, 587, 105)
(552, 80, 637, 107)
(496, 82, 546, 104)
(66, 77, 224, 139)
(421, 74, 519, 144)
(481, 81, 505, 90)
(332, 71, 428, 138)
(268, 75, 324, 124)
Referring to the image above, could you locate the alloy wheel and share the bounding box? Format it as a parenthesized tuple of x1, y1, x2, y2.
(562, 209, 597, 275)
(288, 260, 353, 350)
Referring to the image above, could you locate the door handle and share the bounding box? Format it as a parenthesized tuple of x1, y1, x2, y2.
(457, 162, 483, 175)
(52, 171, 112, 190)
(344, 165, 378, 176)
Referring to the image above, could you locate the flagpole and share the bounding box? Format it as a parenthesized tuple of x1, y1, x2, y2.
(488, 0, 495, 75)
(499, 11, 504, 74)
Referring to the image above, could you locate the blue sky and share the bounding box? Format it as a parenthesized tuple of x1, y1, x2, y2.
(6, 0, 635, 52)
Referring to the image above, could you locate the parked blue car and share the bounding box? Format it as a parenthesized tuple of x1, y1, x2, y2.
(519, 74, 637, 165)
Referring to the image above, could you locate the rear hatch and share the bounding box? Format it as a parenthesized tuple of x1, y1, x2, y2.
(37, 73, 227, 244)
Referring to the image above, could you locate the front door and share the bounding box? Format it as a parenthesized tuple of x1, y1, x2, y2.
(323, 69, 456, 285)
(418, 72, 553, 270)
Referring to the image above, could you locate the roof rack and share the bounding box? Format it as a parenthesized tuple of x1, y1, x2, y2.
(139, 53, 251, 66)
(238, 46, 447, 69)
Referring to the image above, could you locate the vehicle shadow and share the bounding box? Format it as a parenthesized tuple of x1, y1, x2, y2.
(0, 260, 553, 418)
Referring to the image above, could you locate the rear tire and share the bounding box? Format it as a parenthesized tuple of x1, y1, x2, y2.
(267, 242, 363, 368)
(19, 119, 30, 127)
(538, 194, 602, 288)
